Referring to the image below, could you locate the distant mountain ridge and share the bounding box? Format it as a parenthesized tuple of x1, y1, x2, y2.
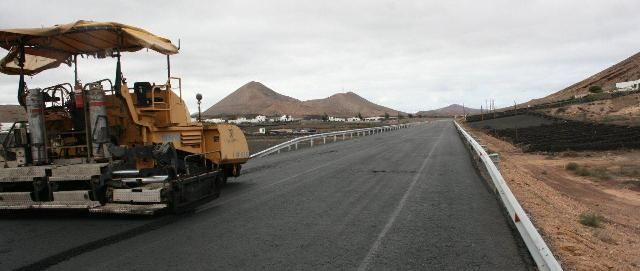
(0, 104, 25, 123)
(416, 104, 481, 116)
(203, 81, 403, 117)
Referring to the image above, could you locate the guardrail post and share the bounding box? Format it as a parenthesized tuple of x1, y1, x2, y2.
(350, 133, 353, 139)
(342, 134, 345, 140)
(295, 142, 298, 150)
(288, 145, 291, 151)
(323, 137, 326, 144)
(310, 139, 314, 147)
(333, 135, 337, 142)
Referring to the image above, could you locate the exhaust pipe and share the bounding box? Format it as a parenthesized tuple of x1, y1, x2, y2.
(25, 88, 46, 165)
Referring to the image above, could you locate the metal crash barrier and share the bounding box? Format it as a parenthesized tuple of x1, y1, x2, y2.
(454, 120, 562, 271)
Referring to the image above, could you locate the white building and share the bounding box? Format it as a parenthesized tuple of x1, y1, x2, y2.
(328, 116, 346, 122)
(254, 115, 267, 122)
(257, 128, 266, 134)
(202, 118, 226, 124)
(279, 115, 293, 122)
(346, 117, 361, 122)
(615, 79, 640, 92)
(573, 93, 589, 99)
(364, 116, 383, 122)
(228, 117, 248, 124)
(0, 122, 13, 133)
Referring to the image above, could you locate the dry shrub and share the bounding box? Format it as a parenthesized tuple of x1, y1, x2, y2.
(594, 229, 617, 244)
(576, 167, 591, 176)
(565, 162, 579, 171)
(579, 211, 605, 228)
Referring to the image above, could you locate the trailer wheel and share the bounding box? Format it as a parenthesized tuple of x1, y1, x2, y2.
(233, 164, 242, 177)
(168, 184, 182, 213)
(213, 172, 223, 198)
(221, 166, 232, 185)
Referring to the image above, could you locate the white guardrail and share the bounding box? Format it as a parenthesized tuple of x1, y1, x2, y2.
(250, 123, 414, 158)
(454, 120, 562, 271)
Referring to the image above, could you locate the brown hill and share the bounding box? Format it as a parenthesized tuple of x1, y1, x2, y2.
(0, 104, 25, 123)
(516, 51, 640, 126)
(528, 51, 640, 105)
(203, 81, 403, 117)
(416, 104, 481, 117)
(302, 92, 401, 117)
(203, 81, 309, 117)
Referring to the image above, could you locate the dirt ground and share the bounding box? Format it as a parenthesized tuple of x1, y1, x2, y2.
(465, 125, 640, 271)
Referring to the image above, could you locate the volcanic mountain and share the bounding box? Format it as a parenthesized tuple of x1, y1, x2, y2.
(416, 104, 481, 117)
(527, 51, 640, 105)
(0, 105, 25, 122)
(202, 81, 307, 117)
(518, 51, 640, 126)
(203, 81, 403, 117)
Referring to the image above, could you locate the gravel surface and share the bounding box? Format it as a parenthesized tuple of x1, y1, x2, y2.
(1, 121, 531, 270)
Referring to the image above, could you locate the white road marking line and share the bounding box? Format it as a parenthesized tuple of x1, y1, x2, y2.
(357, 128, 445, 271)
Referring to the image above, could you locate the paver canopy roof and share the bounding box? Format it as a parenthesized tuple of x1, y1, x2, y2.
(0, 20, 179, 75)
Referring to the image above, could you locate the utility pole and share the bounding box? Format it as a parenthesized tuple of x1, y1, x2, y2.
(492, 99, 496, 118)
(462, 103, 466, 121)
(485, 100, 488, 116)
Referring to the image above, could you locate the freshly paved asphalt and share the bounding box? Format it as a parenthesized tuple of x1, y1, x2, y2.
(0, 120, 531, 270)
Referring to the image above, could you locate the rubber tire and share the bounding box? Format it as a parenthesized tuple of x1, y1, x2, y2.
(213, 173, 223, 198)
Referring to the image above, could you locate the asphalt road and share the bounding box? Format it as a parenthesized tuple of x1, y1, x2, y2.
(0, 120, 531, 270)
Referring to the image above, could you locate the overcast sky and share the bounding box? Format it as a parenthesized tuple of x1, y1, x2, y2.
(1, 0, 639, 113)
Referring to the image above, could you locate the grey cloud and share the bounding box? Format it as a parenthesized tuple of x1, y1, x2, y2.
(1, 0, 639, 113)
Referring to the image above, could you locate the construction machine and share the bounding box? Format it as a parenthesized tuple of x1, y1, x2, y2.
(0, 21, 249, 215)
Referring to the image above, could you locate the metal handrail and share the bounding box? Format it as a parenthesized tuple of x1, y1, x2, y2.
(250, 123, 417, 159)
(453, 120, 562, 271)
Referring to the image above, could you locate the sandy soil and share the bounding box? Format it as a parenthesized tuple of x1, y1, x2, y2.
(540, 92, 640, 126)
(465, 125, 640, 271)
